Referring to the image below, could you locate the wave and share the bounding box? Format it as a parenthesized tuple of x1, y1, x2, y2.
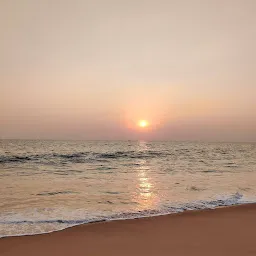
(0, 155, 33, 163)
(0, 150, 171, 164)
(1, 192, 254, 238)
(36, 191, 77, 196)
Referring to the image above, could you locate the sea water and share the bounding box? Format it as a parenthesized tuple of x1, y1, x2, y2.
(0, 140, 255, 237)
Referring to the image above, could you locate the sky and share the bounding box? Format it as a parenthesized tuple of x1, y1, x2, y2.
(1, 0, 256, 141)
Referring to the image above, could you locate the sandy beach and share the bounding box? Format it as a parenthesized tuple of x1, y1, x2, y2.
(1, 204, 255, 256)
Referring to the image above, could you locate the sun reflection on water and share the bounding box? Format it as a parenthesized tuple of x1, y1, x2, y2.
(134, 141, 156, 209)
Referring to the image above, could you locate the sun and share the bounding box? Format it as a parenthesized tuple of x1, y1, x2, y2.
(138, 120, 149, 128)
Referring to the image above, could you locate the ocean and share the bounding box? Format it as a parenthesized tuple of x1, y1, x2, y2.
(0, 140, 255, 237)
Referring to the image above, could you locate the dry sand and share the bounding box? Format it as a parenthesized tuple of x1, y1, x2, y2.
(1, 204, 256, 256)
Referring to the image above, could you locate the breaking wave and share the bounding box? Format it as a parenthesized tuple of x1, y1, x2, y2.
(1, 192, 254, 238)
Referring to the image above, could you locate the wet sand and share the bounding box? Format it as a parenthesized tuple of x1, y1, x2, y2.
(1, 204, 256, 256)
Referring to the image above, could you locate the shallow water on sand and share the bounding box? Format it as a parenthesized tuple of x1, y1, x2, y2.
(0, 140, 256, 237)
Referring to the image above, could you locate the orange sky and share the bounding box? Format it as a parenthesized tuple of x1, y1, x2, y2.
(1, 0, 256, 141)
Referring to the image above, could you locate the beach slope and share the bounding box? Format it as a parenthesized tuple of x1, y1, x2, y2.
(1, 204, 256, 256)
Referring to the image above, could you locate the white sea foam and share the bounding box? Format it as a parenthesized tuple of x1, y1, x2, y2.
(1, 193, 255, 238)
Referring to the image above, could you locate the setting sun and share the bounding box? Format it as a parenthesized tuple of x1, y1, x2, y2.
(138, 120, 149, 128)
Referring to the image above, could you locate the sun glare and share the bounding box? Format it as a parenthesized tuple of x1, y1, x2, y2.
(138, 120, 149, 128)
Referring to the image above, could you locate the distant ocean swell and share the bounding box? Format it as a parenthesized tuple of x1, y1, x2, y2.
(0, 150, 173, 164)
(1, 192, 255, 238)
(0, 147, 245, 164)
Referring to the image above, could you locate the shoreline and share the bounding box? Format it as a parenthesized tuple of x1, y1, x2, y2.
(0, 202, 254, 239)
(1, 203, 256, 255)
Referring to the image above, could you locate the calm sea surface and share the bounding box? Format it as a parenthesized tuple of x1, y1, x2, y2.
(0, 140, 255, 237)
